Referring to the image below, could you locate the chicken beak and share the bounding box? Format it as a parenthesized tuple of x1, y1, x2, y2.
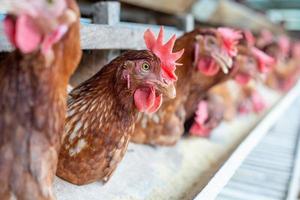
(212, 51, 233, 74)
(146, 78, 176, 99)
(155, 81, 176, 99)
(163, 83, 176, 99)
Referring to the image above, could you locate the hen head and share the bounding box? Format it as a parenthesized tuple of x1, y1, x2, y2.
(261, 34, 291, 66)
(256, 29, 274, 49)
(194, 27, 242, 76)
(234, 31, 275, 85)
(119, 27, 183, 114)
(3, 0, 78, 63)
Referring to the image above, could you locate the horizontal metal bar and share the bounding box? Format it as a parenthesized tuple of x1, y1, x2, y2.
(80, 23, 182, 50)
(0, 15, 182, 52)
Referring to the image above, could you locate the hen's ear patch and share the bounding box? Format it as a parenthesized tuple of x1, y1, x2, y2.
(144, 27, 184, 82)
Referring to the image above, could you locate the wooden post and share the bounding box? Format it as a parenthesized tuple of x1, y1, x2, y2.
(71, 1, 121, 86)
(177, 14, 194, 32)
(92, 1, 121, 61)
(92, 1, 120, 25)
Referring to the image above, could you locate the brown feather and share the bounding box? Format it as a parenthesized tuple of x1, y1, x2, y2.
(0, 1, 82, 199)
(57, 50, 162, 185)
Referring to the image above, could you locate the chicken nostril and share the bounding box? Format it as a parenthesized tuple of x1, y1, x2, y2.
(163, 79, 168, 85)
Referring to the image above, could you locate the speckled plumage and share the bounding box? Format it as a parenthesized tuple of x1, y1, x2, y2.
(57, 51, 164, 185)
(0, 1, 82, 199)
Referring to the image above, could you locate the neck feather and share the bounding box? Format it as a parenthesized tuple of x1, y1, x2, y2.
(67, 61, 138, 135)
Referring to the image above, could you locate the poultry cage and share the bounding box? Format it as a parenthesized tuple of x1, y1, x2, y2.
(0, 0, 300, 200)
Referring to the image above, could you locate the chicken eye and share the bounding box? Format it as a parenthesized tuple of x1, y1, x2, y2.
(248, 57, 255, 65)
(141, 63, 151, 72)
(205, 36, 217, 48)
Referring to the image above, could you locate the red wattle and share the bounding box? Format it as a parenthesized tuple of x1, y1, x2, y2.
(134, 87, 162, 113)
(190, 123, 211, 137)
(16, 15, 42, 53)
(147, 94, 162, 113)
(197, 58, 219, 76)
(235, 73, 251, 85)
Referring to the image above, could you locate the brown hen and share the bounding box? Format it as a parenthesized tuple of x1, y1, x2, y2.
(56, 28, 183, 185)
(131, 27, 241, 146)
(0, 0, 82, 199)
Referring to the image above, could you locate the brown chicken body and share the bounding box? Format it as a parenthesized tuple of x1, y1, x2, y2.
(183, 67, 235, 121)
(57, 47, 179, 185)
(208, 82, 239, 121)
(131, 28, 239, 146)
(0, 1, 81, 199)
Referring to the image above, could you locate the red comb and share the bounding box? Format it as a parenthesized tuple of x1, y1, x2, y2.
(217, 27, 242, 57)
(251, 47, 275, 73)
(144, 27, 184, 82)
